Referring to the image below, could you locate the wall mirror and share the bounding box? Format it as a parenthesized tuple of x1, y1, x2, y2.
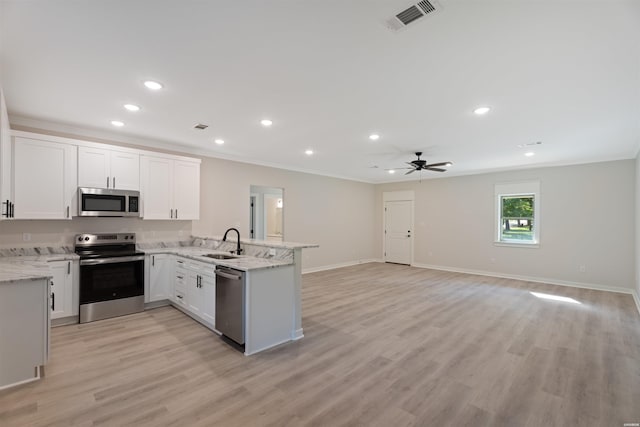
(249, 185, 284, 242)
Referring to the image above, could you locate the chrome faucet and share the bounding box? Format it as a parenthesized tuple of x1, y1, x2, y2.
(222, 228, 243, 255)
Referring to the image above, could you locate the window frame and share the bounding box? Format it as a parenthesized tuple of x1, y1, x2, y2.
(494, 181, 540, 248)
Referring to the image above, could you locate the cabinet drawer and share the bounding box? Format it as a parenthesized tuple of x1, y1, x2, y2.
(174, 290, 186, 306)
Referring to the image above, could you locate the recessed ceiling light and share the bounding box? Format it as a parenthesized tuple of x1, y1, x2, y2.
(473, 106, 491, 115)
(388, 169, 396, 174)
(123, 104, 140, 112)
(305, 149, 314, 156)
(261, 119, 273, 127)
(525, 152, 535, 157)
(214, 139, 225, 145)
(143, 80, 163, 90)
(369, 134, 380, 141)
(111, 120, 124, 127)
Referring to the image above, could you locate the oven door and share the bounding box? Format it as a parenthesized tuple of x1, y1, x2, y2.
(79, 256, 145, 304)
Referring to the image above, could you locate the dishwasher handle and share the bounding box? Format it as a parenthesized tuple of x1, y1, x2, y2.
(215, 269, 242, 281)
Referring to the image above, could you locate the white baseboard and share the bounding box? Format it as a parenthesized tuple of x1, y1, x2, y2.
(292, 328, 304, 340)
(302, 259, 383, 274)
(411, 262, 636, 296)
(633, 290, 640, 316)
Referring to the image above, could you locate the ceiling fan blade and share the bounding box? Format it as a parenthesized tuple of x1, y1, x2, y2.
(425, 167, 446, 172)
(386, 167, 414, 170)
(425, 162, 452, 168)
(405, 169, 417, 175)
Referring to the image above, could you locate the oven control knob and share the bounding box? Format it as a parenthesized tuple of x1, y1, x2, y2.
(124, 236, 128, 240)
(84, 237, 90, 241)
(78, 237, 82, 242)
(130, 235, 134, 240)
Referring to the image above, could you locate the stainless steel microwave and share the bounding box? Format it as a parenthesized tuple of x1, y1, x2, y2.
(78, 188, 140, 217)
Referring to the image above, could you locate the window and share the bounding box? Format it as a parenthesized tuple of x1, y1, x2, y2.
(495, 181, 540, 246)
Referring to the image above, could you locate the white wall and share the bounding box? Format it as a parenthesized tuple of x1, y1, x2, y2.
(377, 160, 636, 291)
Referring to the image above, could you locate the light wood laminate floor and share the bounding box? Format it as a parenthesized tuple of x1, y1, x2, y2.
(1, 263, 640, 426)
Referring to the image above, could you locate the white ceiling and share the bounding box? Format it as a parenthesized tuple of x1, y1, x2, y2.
(1, 0, 639, 183)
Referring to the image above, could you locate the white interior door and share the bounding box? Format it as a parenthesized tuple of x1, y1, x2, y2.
(385, 200, 413, 265)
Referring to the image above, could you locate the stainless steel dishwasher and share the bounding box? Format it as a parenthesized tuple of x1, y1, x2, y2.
(215, 266, 246, 346)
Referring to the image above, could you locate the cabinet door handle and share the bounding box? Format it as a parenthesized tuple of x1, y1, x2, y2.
(67, 206, 70, 218)
(10, 202, 14, 218)
(152, 255, 155, 266)
(67, 261, 70, 275)
(175, 209, 178, 219)
(2, 200, 8, 217)
(177, 275, 183, 279)
(176, 295, 183, 299)
(106, 176, 110, 188)
(51, 291, 55, 311)
(170, 209, 173, 219)
(197, 275, 201, 288)
(113, 177, 116, 188)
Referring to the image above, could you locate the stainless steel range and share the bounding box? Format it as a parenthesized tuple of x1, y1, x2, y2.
(76, 233, 145, 323)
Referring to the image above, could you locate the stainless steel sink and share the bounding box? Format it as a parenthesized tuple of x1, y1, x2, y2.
(203, 253, 238, 260)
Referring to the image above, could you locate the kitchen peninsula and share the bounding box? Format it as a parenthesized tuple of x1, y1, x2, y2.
(142, 235, 318, 355)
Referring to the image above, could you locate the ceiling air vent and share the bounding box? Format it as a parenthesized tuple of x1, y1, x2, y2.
(385, 0, 440, 32)
(193, 123, 208, 130)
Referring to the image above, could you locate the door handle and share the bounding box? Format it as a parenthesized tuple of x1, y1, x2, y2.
(51, 291, 55, 311)
(113, 177, 116, 188)
(107, 176, 110, 188)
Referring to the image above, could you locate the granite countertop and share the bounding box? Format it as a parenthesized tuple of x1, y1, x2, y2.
(191, 235, 319, 250)
(143, 247, 293, 272)
(0, 253, 79, 284)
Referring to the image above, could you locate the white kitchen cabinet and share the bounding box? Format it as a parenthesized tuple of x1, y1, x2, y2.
(78, 146, 139, 190)
(49, 260, 74, 319)
(13, 136, 77, 219)
(172, 161, 200, 220)
(140, 155, 200, 220)
(148, 254, 172, 302)
(170, 257, 215, 328)
(0, 88, 11, 220)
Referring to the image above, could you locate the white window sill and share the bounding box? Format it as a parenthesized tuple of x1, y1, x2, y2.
(494, 241, 539, 249)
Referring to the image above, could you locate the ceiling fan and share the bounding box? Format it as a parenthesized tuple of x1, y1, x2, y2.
(391, 152, 453, 175)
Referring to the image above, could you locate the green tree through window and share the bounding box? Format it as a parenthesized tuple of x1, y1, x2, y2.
(501, 195, 534, 241)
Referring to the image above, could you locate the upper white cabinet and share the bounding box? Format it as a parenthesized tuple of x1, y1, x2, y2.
(0, 88, 12, 219)
(13, 136, 77, 219)
(141, 156, 200, 220)
(78, 147, 139, 190)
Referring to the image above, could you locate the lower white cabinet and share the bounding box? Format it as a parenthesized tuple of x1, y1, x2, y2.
(48, 260, 75, 320)
(148, 254, 172, 302)
(166, 257, 215, 327)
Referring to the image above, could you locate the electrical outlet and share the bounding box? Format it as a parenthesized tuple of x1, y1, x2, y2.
(22, 233, 31, 242)
(269, 248, 276, 256)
